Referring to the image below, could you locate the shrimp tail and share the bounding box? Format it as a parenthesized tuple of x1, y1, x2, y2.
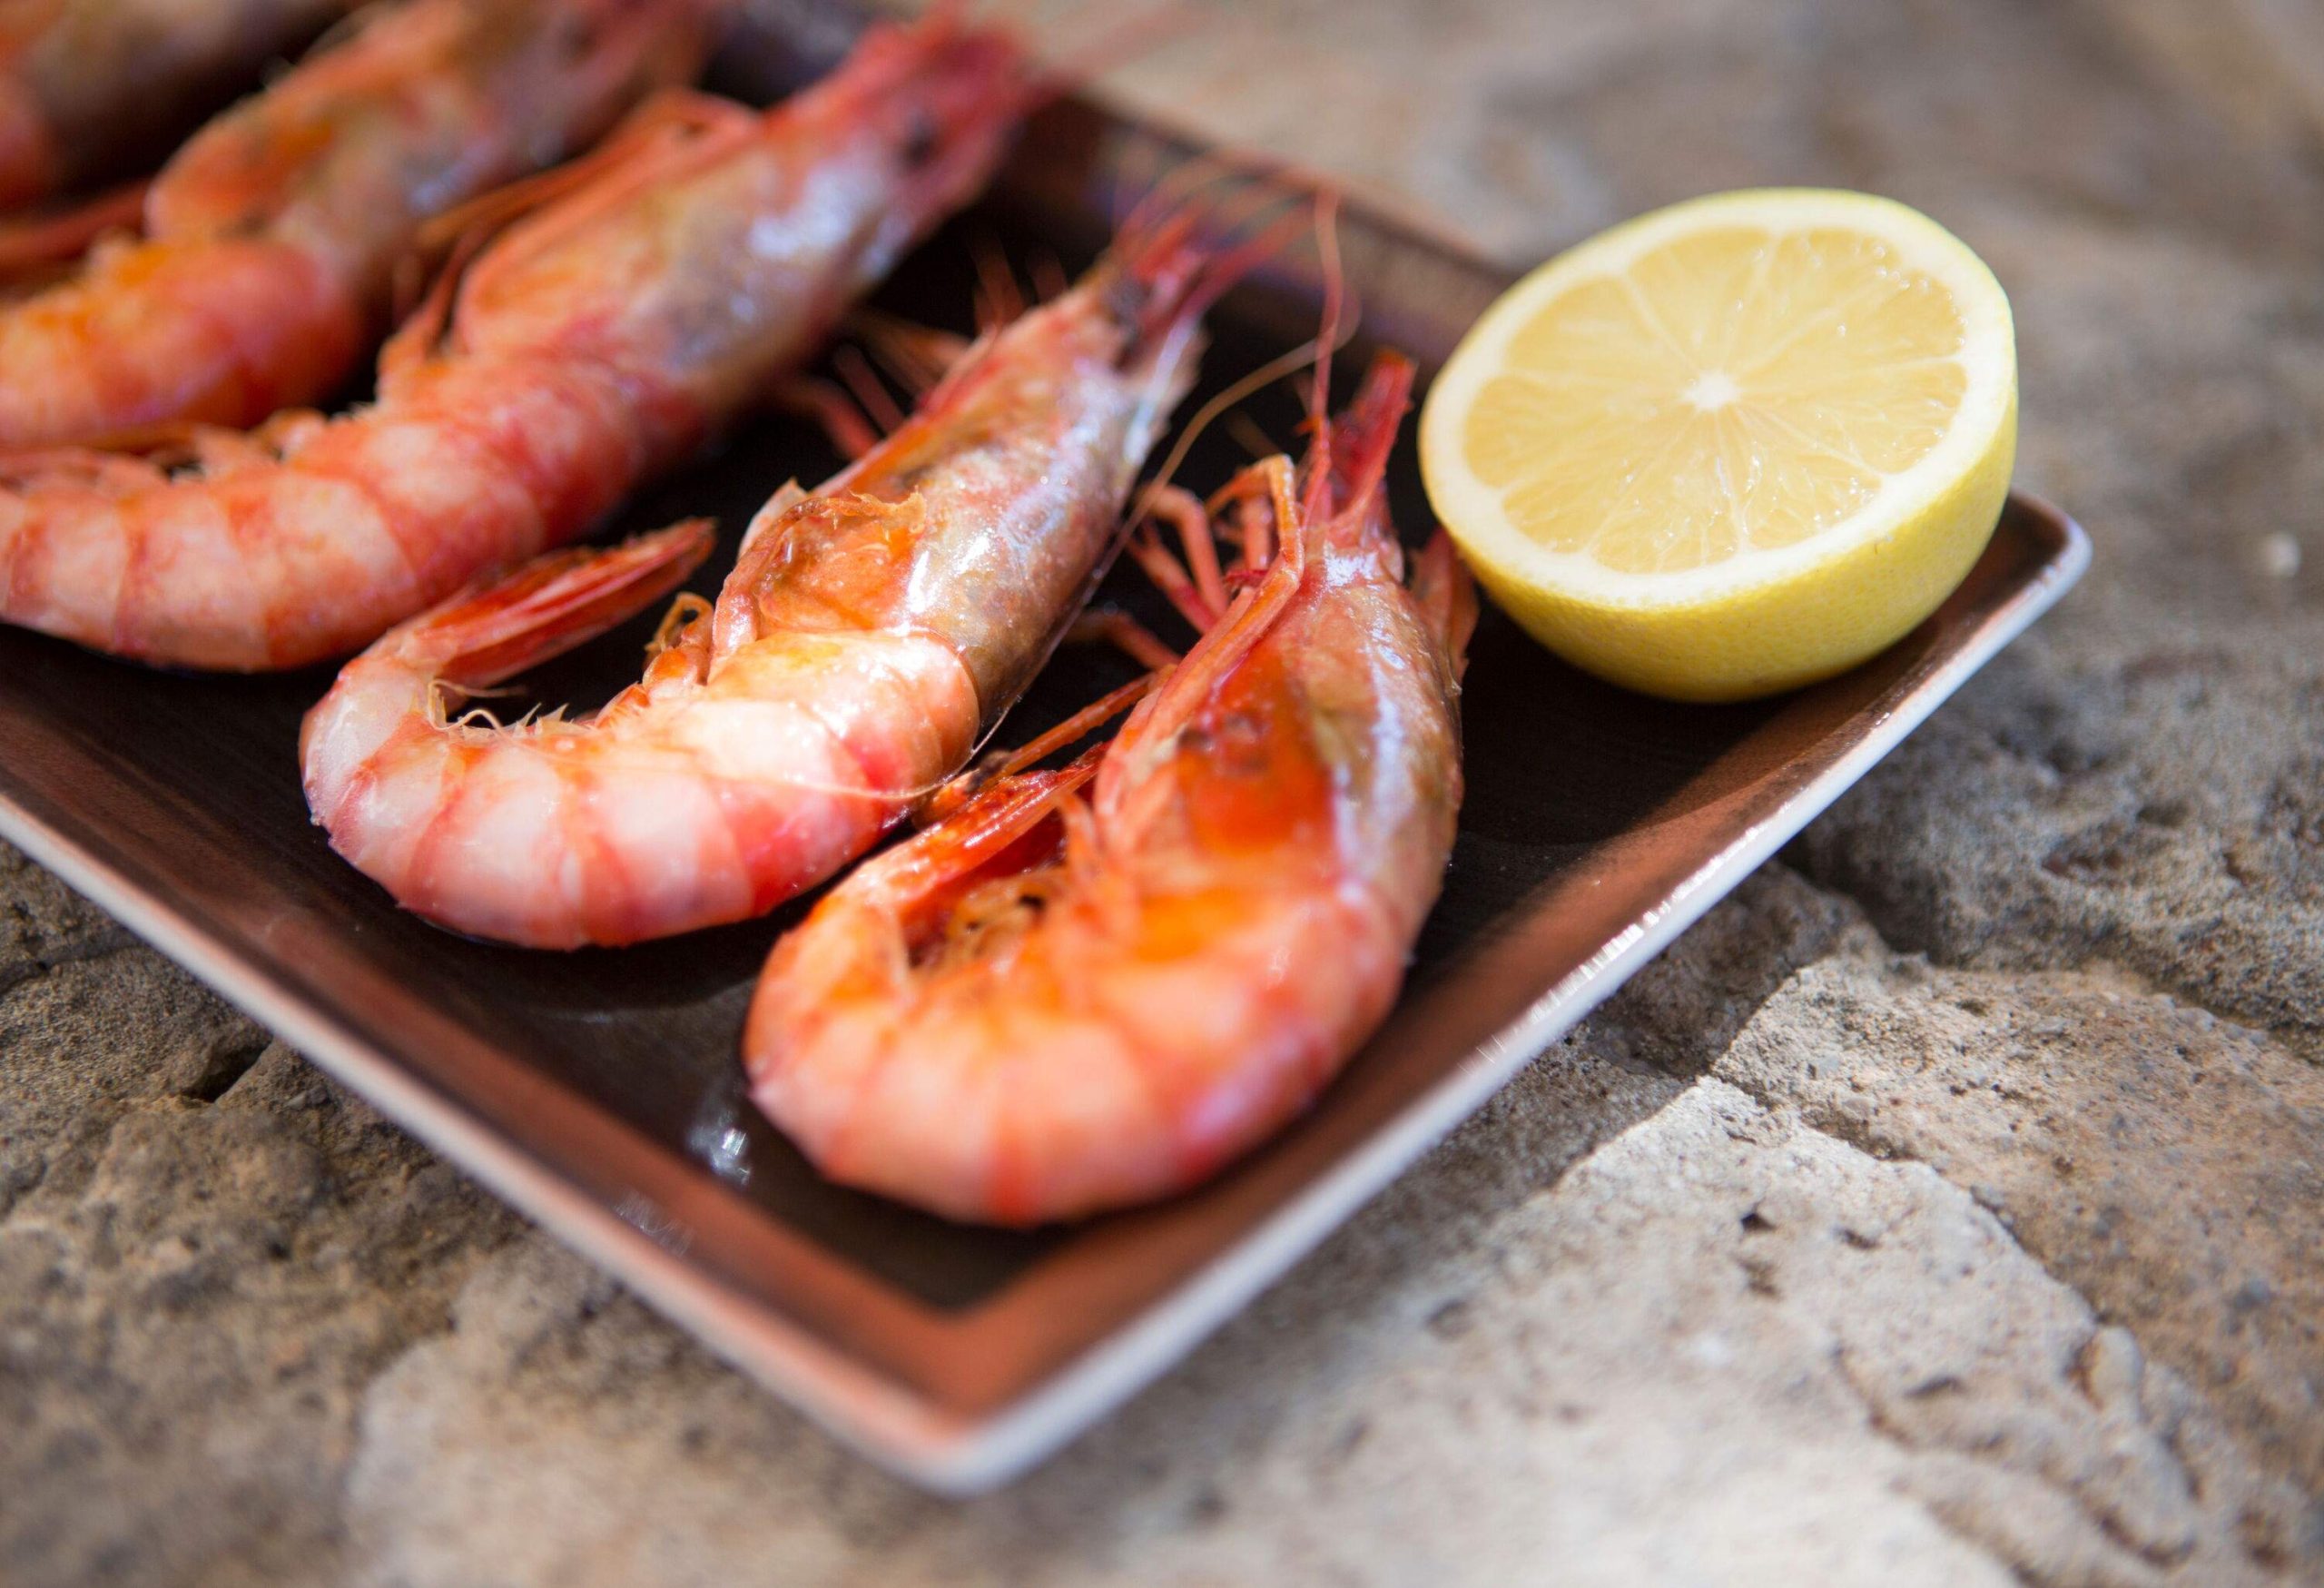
(389, 518, 713, 692)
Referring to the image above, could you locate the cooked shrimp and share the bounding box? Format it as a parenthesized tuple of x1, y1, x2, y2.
(743, 351, 1477, 1226)
(0, 0, 720, 448)
(0, 13, 1031, 669)
(0, 0, 351, 211)
(300, 199, 1265, 948)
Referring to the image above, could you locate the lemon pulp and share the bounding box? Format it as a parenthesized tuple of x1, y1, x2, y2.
(1420, 188, 2017, 701)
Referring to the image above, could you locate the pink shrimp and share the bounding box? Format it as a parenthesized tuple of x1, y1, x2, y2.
(0, 12, 1033, 669)
(742, 351, 1477, 1226)
(299, 194, 1267, 949)
(0, 0, 722, 449)
(0, 0, 352, 212)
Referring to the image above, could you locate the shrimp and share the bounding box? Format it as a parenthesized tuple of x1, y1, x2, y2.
(0, 13, 1031, 669)
(0, 0, 721, 449)
(299, 193, 1271, 949)
(742, 350, 1477, 1226)
(0, 0, 351, 211)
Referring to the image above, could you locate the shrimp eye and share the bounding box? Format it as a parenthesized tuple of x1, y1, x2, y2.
(901, 109, 940, 168)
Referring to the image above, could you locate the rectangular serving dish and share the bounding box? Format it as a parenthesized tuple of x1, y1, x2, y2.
(0, 11, 2088, 1494)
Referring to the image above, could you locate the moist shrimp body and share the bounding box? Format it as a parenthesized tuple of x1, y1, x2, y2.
(0, 14, 1030, 668)
(743, 354, 1477, 1226)
(0, 0, 721, 448)
(300, 203, 1238, 948)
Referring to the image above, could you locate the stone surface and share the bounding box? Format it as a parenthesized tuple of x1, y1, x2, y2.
(1789, 625, 2324, 1057)
(340, 1081, 2306, 1588)
(1718, 954, 2324, 1511)
(5, 0, 2324, 1582)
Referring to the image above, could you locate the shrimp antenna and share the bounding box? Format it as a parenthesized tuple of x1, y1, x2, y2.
(1114, 146, 1291, 252)
(1301, 189, 1347, 521)
(1127, 330, 1322, 529)
(1124, 188, 1363, 532)
(1112, 166, 1315, 362)
(970, 230, 1024, 330)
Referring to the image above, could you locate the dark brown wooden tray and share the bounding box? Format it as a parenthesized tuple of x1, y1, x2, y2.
(0, 11, 2088, 1492)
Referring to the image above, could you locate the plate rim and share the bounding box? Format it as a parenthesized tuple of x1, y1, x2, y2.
(0, 493, 2088, 1494)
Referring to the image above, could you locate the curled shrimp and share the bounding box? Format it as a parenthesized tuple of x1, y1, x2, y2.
(0, 0, 721, 449)
(0, 13, 1031, 669)
(300, 192, 1275, 949)
(0, 0, 351, 211)
(742, 350, 1478, 1226)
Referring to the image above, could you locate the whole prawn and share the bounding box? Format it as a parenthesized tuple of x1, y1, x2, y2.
(300, 193, 1266, 949)
(0, 13, 1030, 669)
(743, 350, 1476, 1226)
(0, 0, 720, 449)
(0, 0, 351, 211)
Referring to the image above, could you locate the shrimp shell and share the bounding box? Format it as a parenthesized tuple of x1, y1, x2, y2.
(0, 14, 1031, 668)
(0, 0, 721, 448)
(743, 352, 1477, 1226)
(300, 198, 1259, 948)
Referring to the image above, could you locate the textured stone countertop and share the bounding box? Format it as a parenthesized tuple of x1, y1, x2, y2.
(5, 1, 2323, 1582)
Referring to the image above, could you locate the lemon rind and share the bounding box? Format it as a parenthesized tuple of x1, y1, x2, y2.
(1418, 187, 2017, 613)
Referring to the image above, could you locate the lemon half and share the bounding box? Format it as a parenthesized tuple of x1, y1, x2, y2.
(1419, 188, 2017, 702)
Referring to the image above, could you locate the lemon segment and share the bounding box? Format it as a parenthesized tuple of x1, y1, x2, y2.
(1420, 188, 2018, 702)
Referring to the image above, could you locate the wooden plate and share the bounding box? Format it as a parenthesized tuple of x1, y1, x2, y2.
(0, 10, 2089, 1494)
